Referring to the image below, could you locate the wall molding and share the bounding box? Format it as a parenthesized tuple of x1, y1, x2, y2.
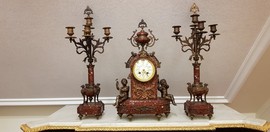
(0, 96, 228, 106)
(224, 16, 270, 102)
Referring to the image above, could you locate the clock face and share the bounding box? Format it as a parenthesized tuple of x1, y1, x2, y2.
(132, 59, 156, 82)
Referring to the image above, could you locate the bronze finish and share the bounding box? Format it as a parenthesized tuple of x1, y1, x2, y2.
(65, 6, 112, 120)
(172, 3, 219, 120)
(114, 20, 175, 121)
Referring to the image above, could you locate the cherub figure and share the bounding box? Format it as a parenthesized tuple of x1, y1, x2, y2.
(113, 78, 129, 107)
(158, 79, 176, 106)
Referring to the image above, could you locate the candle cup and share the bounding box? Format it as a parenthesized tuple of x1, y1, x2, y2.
(198, 21, 205, 31)
(209, 24, 217, 33)
(83, 30, 91, 37)
(172, 25, 181, 35)
(191, 14, 199, 23)
(66, 26, 75, 36)
(191, 27, 196, 35)
(84, 25, 91, 34)
(103, 27, 111, 36)
(85, 16, 93, 26)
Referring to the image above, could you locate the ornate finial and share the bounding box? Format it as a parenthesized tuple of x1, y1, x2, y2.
(190, 3, 199, 14)
(128, 19, 158, 51)
(138, 19, 147, 29)
(84, 6, 93, 16)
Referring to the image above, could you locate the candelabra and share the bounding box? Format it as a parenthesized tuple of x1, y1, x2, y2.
(65, 6, 112, 120)
(172, 3, 219, 120)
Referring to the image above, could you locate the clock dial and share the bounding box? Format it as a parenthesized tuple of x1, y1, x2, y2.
(133, 59, 155, 82)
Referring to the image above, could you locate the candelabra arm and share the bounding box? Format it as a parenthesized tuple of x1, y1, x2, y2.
(93, 38, 105, 55)
(179, 37, 197, 61)
(70, 38, 87, 55)
(68, 37, 76, 45)
(199, 36, 212, 52)
(180, 37, 193, 52)
(102, 37, 109, 43)
(68, 37, 73, 43)
(172, 33, 182, 42)
(209, 34, 215, 42)
(181, 45, 193, 52)
(200, 45, 210, 52)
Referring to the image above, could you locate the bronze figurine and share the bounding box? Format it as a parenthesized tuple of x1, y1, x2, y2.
(158, 79, 177, 106)
(114, 79, 129, 108)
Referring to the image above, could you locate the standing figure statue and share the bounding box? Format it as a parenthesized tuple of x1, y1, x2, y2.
(158, 79, 177, 106)
(113, 78, 129, 107)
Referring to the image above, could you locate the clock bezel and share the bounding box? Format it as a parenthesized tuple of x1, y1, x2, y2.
(132, 58, 156, 82)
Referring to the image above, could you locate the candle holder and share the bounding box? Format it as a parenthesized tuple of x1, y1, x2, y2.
(172, 3, 219, 120)
(65, 6, 112, 120)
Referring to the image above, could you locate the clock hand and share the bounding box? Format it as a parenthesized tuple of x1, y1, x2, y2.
(146, 72, 149, 76)
(142, 69, 147, 77)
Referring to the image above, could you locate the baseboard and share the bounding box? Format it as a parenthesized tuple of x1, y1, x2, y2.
(0, 96, 228, 106)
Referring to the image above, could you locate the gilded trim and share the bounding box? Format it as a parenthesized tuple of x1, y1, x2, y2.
(21, 124, 78, 132)
(21, 122, 270, 132)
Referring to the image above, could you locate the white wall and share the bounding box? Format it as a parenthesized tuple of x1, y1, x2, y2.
(1, 0, 269, 99)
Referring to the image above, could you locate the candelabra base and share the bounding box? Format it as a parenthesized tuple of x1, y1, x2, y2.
(184, 100, 213, 120)
(117, 98, 171, 121)
(77, 101, 104, 120)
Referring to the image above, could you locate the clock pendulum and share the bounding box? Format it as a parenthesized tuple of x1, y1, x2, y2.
(114, 19, 176, 121)
(172, 3, 220, 120)
(65, 6, 112, 120)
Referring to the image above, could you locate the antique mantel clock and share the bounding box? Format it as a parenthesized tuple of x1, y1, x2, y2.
(114, 20, 176, 121)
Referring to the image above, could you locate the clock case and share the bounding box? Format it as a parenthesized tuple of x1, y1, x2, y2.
(114, 20, 175, 120)
(127, 52, 159, 100)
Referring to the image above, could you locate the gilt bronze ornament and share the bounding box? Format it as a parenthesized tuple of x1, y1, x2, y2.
(65, 6, 112, 120)
(172, 3, 219, 120)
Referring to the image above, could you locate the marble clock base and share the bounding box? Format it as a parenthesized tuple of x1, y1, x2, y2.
(117, 98, 171, 121)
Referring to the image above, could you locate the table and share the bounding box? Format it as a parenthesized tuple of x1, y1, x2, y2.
(21, 104, 270, 132)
